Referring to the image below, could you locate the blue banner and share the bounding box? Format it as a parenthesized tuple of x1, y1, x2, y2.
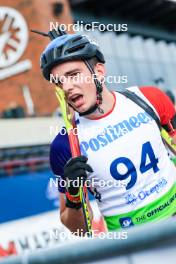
(0, 170, 59, 223)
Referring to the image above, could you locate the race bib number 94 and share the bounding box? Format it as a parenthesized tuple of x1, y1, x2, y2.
(110, 141, 160, 190)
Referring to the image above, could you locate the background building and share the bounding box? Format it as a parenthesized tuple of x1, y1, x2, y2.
(70, 0, 176, 92)
(1, 0, 176, 117)
(0, 0, 72, 117)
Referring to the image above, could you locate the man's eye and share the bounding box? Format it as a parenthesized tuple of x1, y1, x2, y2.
(70, 72, 80, 77)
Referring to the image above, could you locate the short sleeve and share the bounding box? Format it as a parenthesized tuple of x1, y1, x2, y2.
(50, 127, 71, 193)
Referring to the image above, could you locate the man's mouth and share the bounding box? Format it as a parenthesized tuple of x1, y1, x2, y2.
(69, 94, 84, 108)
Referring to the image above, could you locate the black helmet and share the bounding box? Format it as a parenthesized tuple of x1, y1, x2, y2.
(40, 34, 105, 81)
(32, 28, 105, 116)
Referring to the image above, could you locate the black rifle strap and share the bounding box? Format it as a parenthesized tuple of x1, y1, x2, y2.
(116, 88, 161, 130)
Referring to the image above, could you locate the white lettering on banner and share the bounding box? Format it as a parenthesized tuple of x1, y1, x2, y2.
(0, 211, 72, 257)
(0, 205, 105, 258)
(0, 227, 71, 257)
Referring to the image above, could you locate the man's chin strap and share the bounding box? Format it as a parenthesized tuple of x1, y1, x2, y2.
(79, 60, 104, 116)
(79, 102, 102, 116)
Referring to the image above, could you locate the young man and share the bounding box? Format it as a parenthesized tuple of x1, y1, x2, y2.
(40, 31, 176, 233)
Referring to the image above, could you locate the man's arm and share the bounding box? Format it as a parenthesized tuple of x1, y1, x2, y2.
(59, 192, 93, 235)
(50, 131, 93, 235)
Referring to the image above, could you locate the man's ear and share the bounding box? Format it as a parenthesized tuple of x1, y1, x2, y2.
(94, 63, 106, 83)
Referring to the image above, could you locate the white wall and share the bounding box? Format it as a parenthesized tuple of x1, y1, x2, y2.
(0, 117, 64, 148)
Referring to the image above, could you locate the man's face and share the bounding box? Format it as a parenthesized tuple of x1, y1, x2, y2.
(51, 60, 101, 113)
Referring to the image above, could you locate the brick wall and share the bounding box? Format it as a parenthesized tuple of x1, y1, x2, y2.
(0, 0, 73, 116)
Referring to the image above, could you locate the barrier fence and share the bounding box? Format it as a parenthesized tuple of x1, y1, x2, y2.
(1, 218, 176, 264)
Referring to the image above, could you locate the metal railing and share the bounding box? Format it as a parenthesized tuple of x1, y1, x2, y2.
(1, 218, 176, 264)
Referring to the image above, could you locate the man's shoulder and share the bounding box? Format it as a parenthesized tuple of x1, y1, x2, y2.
(50, 127, 70, 154)
(50, 127, 71, 178)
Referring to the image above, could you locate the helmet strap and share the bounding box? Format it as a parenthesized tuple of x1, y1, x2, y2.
(79, 60, 104, 116)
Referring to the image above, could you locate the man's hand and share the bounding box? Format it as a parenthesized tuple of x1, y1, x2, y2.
(64, 155, 93, 208)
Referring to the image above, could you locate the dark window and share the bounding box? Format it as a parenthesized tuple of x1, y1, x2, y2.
(53, 3, 63, 16)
